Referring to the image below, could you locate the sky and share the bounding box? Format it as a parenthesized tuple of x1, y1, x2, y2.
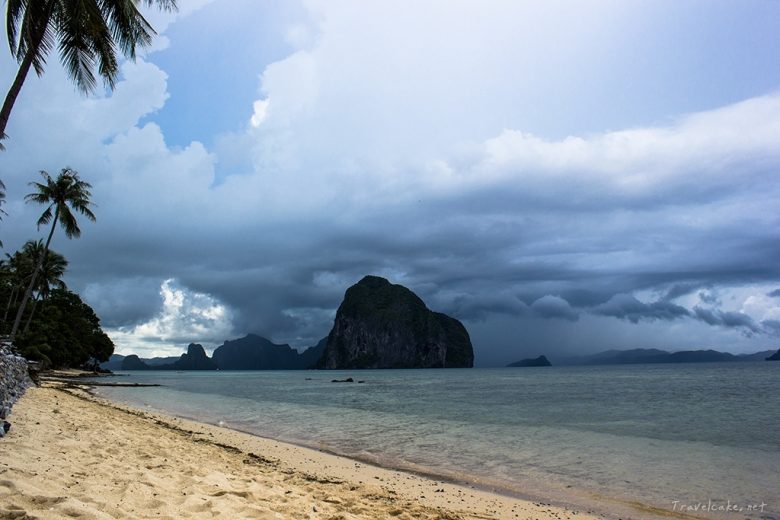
(1, 0, 780, 366)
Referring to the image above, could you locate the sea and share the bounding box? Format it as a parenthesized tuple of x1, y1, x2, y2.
(95, 362, 780, 519)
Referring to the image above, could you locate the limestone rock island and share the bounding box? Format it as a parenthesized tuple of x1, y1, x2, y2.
(318, 275, 473, 369)
(507, 355, 552, 367)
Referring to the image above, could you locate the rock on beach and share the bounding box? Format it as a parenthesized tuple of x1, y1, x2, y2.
(0, 340, 33, 428)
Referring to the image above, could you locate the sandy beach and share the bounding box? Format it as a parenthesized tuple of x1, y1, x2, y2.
(0, 382, 609, 520)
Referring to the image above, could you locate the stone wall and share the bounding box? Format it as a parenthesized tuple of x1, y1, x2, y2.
(0, 340, 32, 427)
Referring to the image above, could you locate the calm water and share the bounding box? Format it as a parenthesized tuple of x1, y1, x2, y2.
(96, 363, 779, 519)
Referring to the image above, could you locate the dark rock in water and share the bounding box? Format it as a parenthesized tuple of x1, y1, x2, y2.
(212, 334, 326, 370)
(121, 354, 151, 370)
(318, 275, 474, 369)
(331, 377, 354, 383)
(767, 349, 780, 361)
(507, 355, 552, 367)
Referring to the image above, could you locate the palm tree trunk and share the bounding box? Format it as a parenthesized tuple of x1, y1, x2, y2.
(10, 211, 58, 340)
(0, 50, 34, 142)
(3, 286, 18, 324)
(23, 295, 38, 334)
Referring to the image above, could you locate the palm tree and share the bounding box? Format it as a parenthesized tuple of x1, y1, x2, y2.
(18, 240, 67, 333)
(10, 168, 94, 340)
(0, 0, 177, 145)
(1, 249, 34, 327)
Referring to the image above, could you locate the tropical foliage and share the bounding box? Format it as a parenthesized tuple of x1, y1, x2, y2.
(1, 242, 113, 368)
(14, 288, 114, 369)
(1, 0, 177, 143)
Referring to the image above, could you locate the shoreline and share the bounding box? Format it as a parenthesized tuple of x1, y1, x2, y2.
(1, 381, 702, 519)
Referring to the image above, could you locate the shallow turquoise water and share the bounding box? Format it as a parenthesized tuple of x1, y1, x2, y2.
(96, 363, 780, 518)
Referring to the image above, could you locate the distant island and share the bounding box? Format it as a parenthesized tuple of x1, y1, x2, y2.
(767, 349, 780, 361)
(507, 355, 551, 367)
(553, 348, 778, 366)
(316, 275, 473, 369)
(103, 336, 326, 371)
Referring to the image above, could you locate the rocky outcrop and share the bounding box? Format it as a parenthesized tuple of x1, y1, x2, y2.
(121, 354, 150, 370)
(298, 338, 328, 369)
(318, 275, 473, 369)
(1, 341, 33, 424)
(162, 344, 217, 370)
(111, 336, 326, 371)
(212, 334, 324, 370)
(767, 349, 780, 361)
(507, 355, 552, 367)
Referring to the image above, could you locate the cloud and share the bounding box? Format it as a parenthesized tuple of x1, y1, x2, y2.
(592, 294, 690, 323)
(107, 279, 235, 356)
(250, 98, 270, 127)
(692, 307, 760, 336)
(531, 295, 580, 322)
(760, 319, 780, 337)
(2, 1, 780, 361)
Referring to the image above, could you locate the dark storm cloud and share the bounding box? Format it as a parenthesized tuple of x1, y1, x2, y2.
(692, 307, 761, 336)
(531, 295, 580, 322)
(592, 294, 691, 323)
(662, 283, 703, 301)
(440, 293, 529, 322)
(760, 319, 780, 336)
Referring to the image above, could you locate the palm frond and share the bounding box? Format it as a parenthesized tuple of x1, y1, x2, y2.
(102, 0, 154, 59)
(15, 0, 56, 74)
(58, 204, 81, 238)
(5, 0, 177, 102)
(55, 0, 99, 93)
(6, 0, 25, 55)
(35, 205, 53, 228)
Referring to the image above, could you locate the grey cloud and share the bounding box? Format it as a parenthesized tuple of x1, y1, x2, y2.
(767, 289, 780, 298)
(82, 278, 164, 328)
(692, 307, 760, 335)
(697, 289, 721, 306)
(438, 293, 529, 322)
(531, 295, 579, 322)
(661, 283, 702, 301)
(592, 294, 690, 323)
(760, 319, 780, 336)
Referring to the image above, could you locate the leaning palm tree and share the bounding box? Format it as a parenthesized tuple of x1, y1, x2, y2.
(1, 249, 34, 327)
(10, 168, 95, 340)
(18, 240, 67, 333)
(0, 0, 177, 145)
